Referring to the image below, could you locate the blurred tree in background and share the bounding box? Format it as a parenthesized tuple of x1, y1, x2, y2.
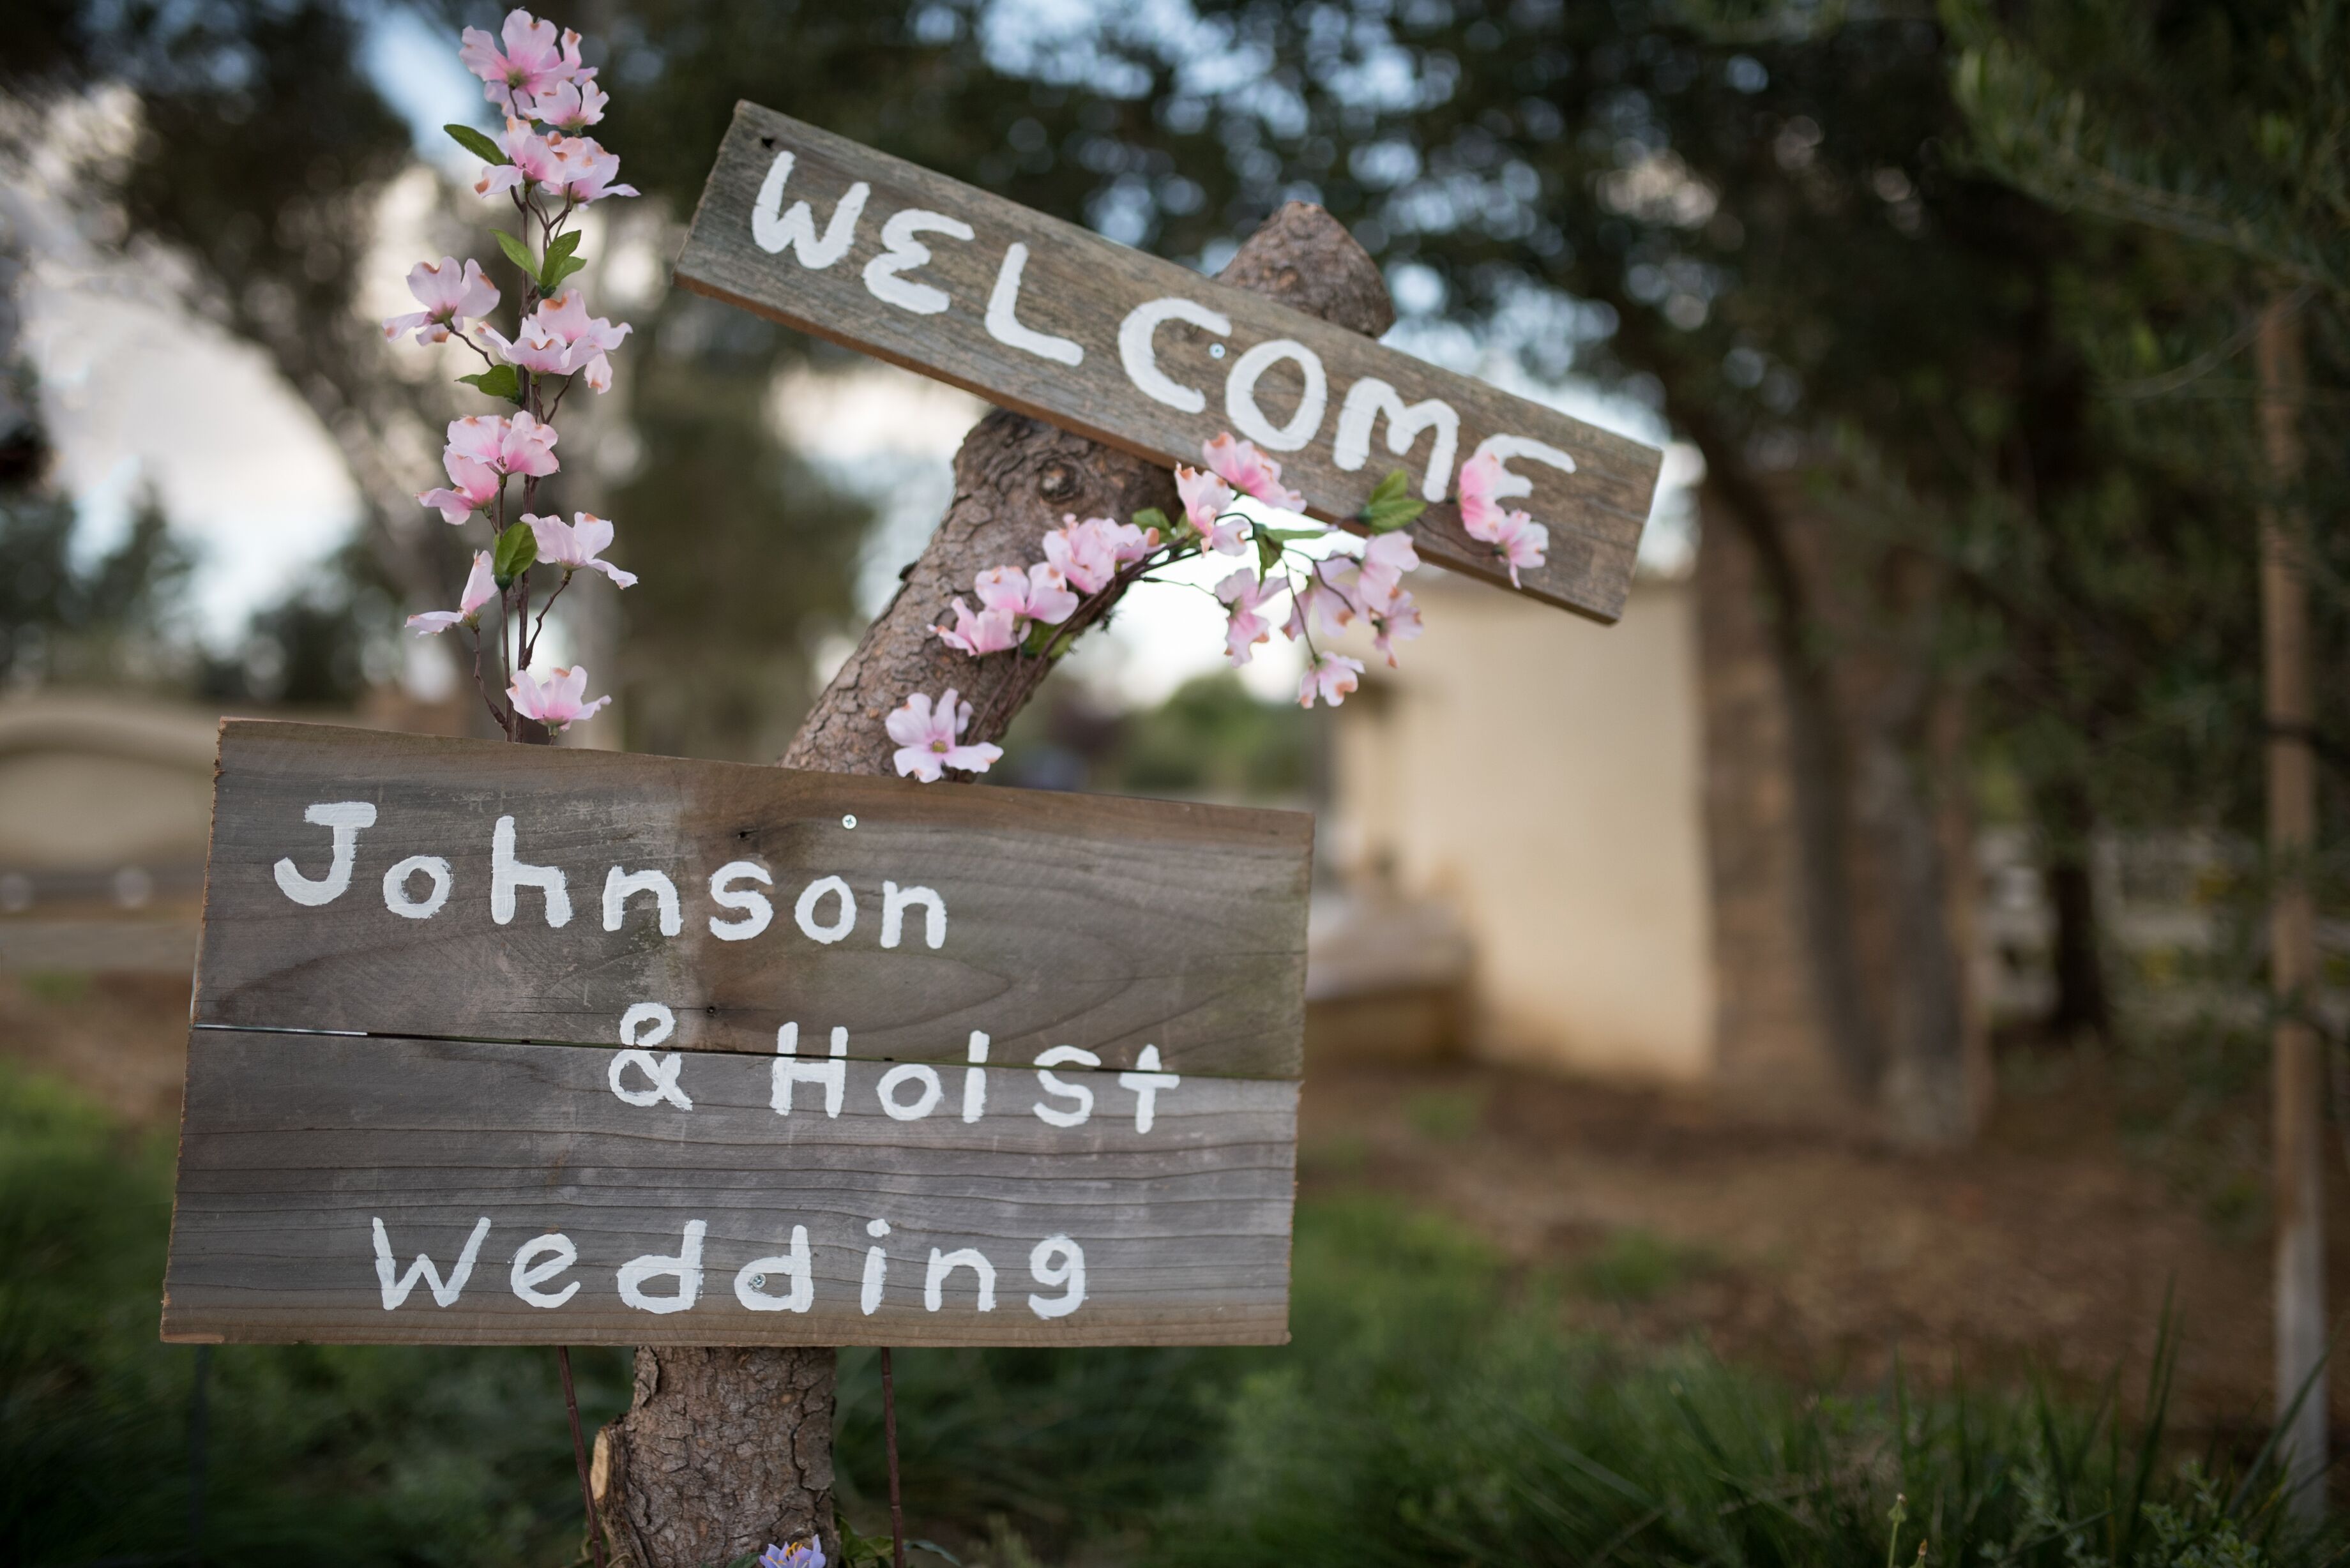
(990, 672, 1314, 799)
(1941, 0, 2350, 1502)
(0, 482, 190, 688)
(0, 0, 890, 755)
(609, 304, 872, 760)
(1941, 0, 2350, 837)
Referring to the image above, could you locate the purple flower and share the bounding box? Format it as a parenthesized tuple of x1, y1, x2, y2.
(759, 1540, 825, 1568)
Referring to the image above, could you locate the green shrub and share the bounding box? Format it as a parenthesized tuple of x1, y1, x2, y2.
(0, 1064, 629, 1567)
(1, 1066, 2329, 1568)
(1150, 1203, 2322, 1568)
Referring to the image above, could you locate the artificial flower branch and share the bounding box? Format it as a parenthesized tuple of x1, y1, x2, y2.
(390, 8, 636, 742)
(885, 433, 1554, 785)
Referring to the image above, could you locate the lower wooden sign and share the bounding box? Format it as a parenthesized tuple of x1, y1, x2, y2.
(163, 1032, 1294, 1346)
(162, 723, 1311, 1347)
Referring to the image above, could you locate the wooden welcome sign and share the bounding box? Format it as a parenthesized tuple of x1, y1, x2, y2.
(676, 103, 1661, 622)
(161, 722, 1308, 1346)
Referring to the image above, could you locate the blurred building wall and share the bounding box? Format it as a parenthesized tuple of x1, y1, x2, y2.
(1326, 569, 1715, 1081)
(0, 691, 218, 972)
(0, 693, 215, 880)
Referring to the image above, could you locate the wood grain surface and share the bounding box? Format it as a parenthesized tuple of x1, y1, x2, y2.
(192, 721, 1311, 1080)
(162, 1030, 1296, 1346)
(673, 102, 1661, 622)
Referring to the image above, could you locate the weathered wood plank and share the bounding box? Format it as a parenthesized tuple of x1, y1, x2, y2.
(673, 102, 1661, 623)
(162, 1030, 1295, 1346)
(190, 722, 1310, 1079)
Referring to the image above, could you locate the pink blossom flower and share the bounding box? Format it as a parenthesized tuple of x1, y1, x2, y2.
(406, 551, 499, 635)
(522, 77, 607, 131)
(1298, 651, 1366, 709)
(524, 511, 635, 586)
(1110, 519, 1159, 563)
(1456, 449, 1548, 587)
(1456, 449, 1512, 534)
(1174, 466, 1247, 554)
(1368, 589, 1423, 667)
(933, 596, 1024, 655)
(479, 321, 572, 378)
(460, 10, 592, 115)
(382, 257, 499, 345)
(418, 453, 502, 525)
(934, 558, 1082, 654)
(1043, 515, 1151, 595)
(976, 562, 1079, 626)
(524, 290, 632, 388)
(1203, 432, 1307, 511)
(446, 412, 559, 479)
(886, 688, 1003, 782)
(1354, 531, 1421, 608)
(474, 116, 567, 198)
(1479, 510, 1550, 588)
(508, 664, 611, 732)
(549, 135, 638, 204)
(481, 292, 630, 388)
(1285, 559, 1358, 640)
(1215, 568, 1282, 667)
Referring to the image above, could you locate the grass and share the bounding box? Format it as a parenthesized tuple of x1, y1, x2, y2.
(0, 1064, 2333, 1567)
(0, 1067, 631, 1567)
(1402, 1085, 1489, 1142)
(1139, 1205, 2324, 1568)
(1572, 1225, 1720, 1303)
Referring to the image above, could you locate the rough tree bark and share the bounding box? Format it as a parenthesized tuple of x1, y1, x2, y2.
(591, 200, 1392, 1568)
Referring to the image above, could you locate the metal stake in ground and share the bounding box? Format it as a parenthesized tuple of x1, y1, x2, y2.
(559, 1347, 611, 1568)
(586, 200, 1395, 1567)
(882, 1348, 907, 1568)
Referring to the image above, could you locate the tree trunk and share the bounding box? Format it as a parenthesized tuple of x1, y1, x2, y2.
(1865, 672, 1978, 1145)
(2257, 294, 2325, 1520)
(1690, 447, 1988, 1143)
(2043, 774, 2111, 1044)
(593, 200, 1391, 1568)
(1692, 455, 1883, 1099)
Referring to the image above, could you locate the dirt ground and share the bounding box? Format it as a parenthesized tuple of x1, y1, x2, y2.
(2, 971, 2314, 1439)
(1301, 1054, 2298, 1439)
(3, 972, 195, 1127)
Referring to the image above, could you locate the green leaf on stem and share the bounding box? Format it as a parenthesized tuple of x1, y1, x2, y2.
(444, 123, 504, 165)
(538, 230, 586, 292)
(457, 364, 524, 405)
(1360, 469, 1427, 533)
(1132, 506, 1172, 538)
(1255, 531, 1282, 575)
(1257, 525, 1324, 545)
(494, 229, 540, 282)
(492, 520, 538, 587)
